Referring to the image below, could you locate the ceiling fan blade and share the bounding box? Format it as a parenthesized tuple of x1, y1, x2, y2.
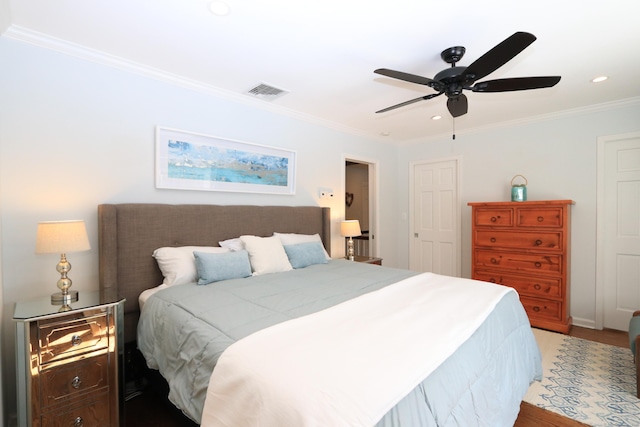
(374, 68, 443, 90)
(462, 32, 536, 83)
(376, 93, 443, 114)
(447, 94, 468, 117)
(472, 76, 561, 92)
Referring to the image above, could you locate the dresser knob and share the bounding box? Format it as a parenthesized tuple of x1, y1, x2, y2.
(534, 284, 541, 290)
(533, 306, 540, 312)
(74, 417, 84, 427)
(71, 376, 82, 389)
(534, 262, 542, 268)
(535, 239, 542, 246)
(537, 216, 544, 222)
(490, 237, 496, 243)
(71, 335, 82, 346)
(490, 216, 498, 222)
(490, 258, 498, 264)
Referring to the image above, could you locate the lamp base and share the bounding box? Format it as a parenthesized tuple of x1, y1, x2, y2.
(51, 290, 78, 305)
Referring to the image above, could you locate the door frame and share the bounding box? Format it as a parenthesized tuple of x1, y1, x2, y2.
(343, 154, 379, 257)
(408, 156, 462, 276)
(595, 131, 640, 330)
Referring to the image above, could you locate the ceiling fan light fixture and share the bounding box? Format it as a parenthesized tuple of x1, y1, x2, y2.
(591, 76, 608, 83)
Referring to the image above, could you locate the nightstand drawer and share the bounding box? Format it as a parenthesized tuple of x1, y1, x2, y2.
(39, 313, 109, 364)
(41, 353, 109, 408)
(41, 391, 111, 427)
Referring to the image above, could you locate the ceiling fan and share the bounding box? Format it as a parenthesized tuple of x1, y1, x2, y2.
(374, 32, 561, 118)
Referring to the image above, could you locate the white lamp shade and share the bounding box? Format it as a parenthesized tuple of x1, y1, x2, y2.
(340, 220, 362, 237)
(36, 220, 91, 254)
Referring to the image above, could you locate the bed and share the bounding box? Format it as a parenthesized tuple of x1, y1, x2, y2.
(98, 203, 541, 427)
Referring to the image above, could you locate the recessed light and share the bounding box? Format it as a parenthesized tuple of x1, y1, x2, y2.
(380, 131, 391, 136)
(591, 76, 608, 83)
(431, 115, 442, 120)
(209, 0, 230, 16)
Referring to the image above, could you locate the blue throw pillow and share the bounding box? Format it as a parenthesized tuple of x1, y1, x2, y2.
(194, 250, 252, 285)
(283, 241, 329, 269)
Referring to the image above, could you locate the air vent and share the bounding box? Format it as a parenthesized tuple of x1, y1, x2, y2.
(245, 83, 288, 101)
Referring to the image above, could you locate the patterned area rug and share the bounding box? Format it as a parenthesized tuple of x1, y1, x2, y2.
(524, 328, 640, 426)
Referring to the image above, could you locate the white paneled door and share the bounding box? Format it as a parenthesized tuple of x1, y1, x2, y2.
(600, 132, 640, 331)
(409, 158, 460, 276)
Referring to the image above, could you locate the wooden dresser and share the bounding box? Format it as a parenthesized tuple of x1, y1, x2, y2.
(468, 200, 574, 333)
(14, 291, 124, 427)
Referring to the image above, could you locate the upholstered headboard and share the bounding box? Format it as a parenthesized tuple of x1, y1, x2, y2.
(98, 203, 331, 343)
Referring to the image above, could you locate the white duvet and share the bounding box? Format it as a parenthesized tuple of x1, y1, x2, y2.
(201, 273, 513, 427)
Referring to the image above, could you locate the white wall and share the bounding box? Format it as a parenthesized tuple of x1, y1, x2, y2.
(0, 37, 399, 424)
(396, 101, 640, 329)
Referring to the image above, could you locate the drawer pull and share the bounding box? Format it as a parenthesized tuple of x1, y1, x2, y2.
(534, 262, 542, 268)
(490, 216, 498, 222)
(490, 237, 496, 243)
(71, 376, 82, 389)
(535, 239, 543, 246)
(537, 216, 544, 222)
(490, 258, 498, 264)
(71, 335, 82, 346)
(74, 417, 84, 427)
(534, 284, 541, 290)
(533, 306, 540, 312)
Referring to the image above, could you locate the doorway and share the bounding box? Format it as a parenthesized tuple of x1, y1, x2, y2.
(596, 131, 640, 331)
(409, 158, 461, 276)
(344, 158, 377, 257)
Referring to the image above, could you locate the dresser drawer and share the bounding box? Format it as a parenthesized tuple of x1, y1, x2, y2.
(520, 296, 562, 321)
(473, 230, 562, 251)
(474, 271, 562, 298)
(40, 353, 109, 409)
(516, 207, 564, 228)
(474, 249, 562, 274)
(473, 208, 514, 227)
(41, 391, 111, 427)
(39, 313, 109, 365)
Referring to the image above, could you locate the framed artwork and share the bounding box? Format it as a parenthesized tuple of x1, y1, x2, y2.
(156, 127, 296, 194)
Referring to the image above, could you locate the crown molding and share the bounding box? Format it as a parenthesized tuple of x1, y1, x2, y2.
(4, 24, 638, 147)
(2, 25, 378, 142)
(400, 96, 640, 146)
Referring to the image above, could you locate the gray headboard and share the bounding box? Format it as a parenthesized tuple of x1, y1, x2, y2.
(98, 203, 331, 343)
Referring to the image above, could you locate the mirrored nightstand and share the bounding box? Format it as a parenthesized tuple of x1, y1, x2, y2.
(13, 291, 125, 427)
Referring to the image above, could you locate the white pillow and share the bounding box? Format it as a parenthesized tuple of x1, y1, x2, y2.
(152, 246, 229, 286)
(240, 235, 293, 276)
(219, 237, 245, 251)
(273, 232, 330, 260)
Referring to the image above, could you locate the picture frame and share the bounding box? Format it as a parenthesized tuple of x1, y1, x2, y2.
(156, 127, 296, 194)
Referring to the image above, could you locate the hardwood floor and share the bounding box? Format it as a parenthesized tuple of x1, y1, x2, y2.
(124, 326, 630, 427)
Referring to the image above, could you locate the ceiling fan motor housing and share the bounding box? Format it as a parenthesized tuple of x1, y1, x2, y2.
(433, 66, 467, 97)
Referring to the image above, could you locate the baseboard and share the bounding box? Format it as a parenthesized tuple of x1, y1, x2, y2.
(572, 316, 596, 329)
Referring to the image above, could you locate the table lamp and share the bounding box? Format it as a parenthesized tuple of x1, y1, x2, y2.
(36, 220, 91, 304)
(341, 220, 361, 261)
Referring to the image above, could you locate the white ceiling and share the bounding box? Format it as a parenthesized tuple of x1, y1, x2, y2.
(3, 0, 640, 143)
